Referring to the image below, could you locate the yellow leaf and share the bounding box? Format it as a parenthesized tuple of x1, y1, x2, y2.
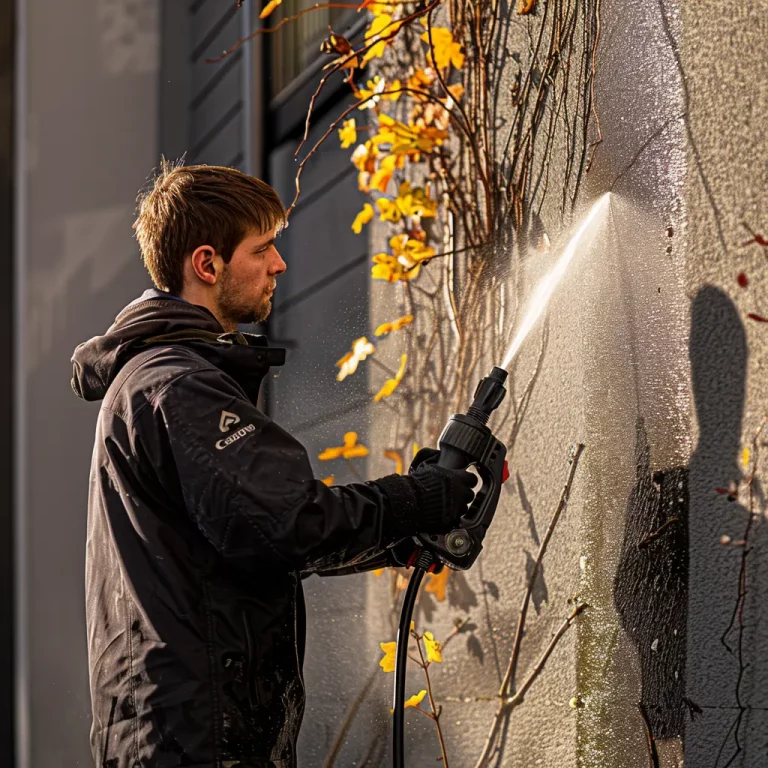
(370, 154, 399, 194)
(376, 197, 402, 223)
(379, 641, 397, 672)
(375, 315, 414, 336)
(373, 113, 447, 157)
(390, 233, 435, 265)
(373, 568, 385, 576)
(371, 254, 402, 282)
(395, 573, 408, 590)
(420, 27, 465, 70)
(362, 15, 403, 64)
(395, 185, 438, 218)
(351, 141, 377, 172)
(517, 0, 535, 13)
(259, 0, 282, 18)
(321, 475, 335, 486)
(413, 443, 419, 458)
(318, 445, 345, 460)
(318, 431, 370, 461)
(357, 75, 386, 110)
(336, 337, 375, 381)
(407, 67, 436, 94)
(404, 689, 427, 708)
(424, 568, 450, 602)
(352, 203, 374, 234)
(741, 447, 751, 470)
(384, 450, 403, 475)
(362, 0, 394, 16)
(423, 631, 443, 663)
(372, 235, 429, 282)
(374, 354, 407, 402)
(344, 444, 370, 458)
(338, 118, 357, 149)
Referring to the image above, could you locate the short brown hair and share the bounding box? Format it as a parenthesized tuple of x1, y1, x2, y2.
(133, 159, 286, 294)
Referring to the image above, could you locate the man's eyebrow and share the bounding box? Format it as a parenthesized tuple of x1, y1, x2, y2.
(252, 238, 274, 251)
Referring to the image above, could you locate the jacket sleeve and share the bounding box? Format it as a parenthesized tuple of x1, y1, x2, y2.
(152, 365, 414, 572)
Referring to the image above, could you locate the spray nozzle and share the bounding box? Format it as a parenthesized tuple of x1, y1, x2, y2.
(467, 366, 509, 425)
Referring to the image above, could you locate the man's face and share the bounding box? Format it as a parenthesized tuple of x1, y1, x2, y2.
(215, 228, 286, 327)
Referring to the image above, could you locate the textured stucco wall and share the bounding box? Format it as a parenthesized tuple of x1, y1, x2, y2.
(16, 1, 158, 765)
(681, 2, 768, 765)
(307, 1, 768, 766)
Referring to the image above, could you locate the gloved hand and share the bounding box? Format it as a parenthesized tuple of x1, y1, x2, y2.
(409, 456, 477, 533)
(373, 447, 477, 539)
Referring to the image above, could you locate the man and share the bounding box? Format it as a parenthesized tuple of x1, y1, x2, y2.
(72, 162, 475, 768)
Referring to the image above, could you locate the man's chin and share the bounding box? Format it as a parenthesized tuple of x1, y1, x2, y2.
(238, 301, 271, 326)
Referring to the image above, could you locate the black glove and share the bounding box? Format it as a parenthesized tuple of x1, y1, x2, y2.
(373, 448, 477, 539)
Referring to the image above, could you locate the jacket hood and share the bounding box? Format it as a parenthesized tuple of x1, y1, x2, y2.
(72, 289, 226, 401)
(74, 289, 277, 401)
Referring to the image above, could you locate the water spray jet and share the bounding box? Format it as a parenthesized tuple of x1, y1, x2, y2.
(502, 192, 612, 370)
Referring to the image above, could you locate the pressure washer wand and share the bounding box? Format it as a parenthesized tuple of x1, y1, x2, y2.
(393, 366, 509, 768)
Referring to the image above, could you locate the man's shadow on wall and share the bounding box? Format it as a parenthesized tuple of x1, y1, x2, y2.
(614, 285, 766, 765)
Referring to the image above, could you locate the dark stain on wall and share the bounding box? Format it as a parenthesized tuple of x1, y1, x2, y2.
(614, 418, 689, 740)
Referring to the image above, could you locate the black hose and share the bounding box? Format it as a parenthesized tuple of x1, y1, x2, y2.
(393, 550, 434, 768)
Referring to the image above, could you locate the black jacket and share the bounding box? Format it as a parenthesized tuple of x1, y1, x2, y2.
(72, 290, 423, 768)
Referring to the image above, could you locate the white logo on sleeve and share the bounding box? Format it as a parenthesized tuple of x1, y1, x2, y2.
(219, 411, 241, 432)
(216, 423, 256, 450)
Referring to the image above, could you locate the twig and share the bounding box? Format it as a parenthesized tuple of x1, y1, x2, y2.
(637, 517, 680, 549)
(504, 601, 588, 708)
(501, 443, 585, 698)
(346, 457, 365, 482)
(205, 3, 362, 63)
(638, 702, 660, 768)
(413, 629, 450, 767)
(716, 416, 767, 767)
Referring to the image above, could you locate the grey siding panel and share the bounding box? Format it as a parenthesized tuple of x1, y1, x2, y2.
(274, 169, 362, 303)
(190, 14, 241, 94)
(190, 103, 243, 164)
(190, 0, 240, 62)
(189, 48, 241, 112)
(161, 0, 247, 170)
(189, 61, 242, 147)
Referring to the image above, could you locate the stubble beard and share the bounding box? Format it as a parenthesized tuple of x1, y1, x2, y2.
(216, 267, 272, 330)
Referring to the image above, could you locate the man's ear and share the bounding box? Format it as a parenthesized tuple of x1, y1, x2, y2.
(189, 245, 220, 286)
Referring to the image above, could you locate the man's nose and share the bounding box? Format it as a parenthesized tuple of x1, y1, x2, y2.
(271, 249, 287, 275)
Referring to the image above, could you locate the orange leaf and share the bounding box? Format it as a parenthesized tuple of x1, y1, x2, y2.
(384, 450, 403, 475)
(351, 203, 374, 234)
(321, 475, 335, 486)
(259, 0, 282, 19)
(424, 568, 450, 602)
(374, 354, 407, 402)
(375, 315, 414, 336)
(517, 0, 535, 13)
(318, 431, 370, 460)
